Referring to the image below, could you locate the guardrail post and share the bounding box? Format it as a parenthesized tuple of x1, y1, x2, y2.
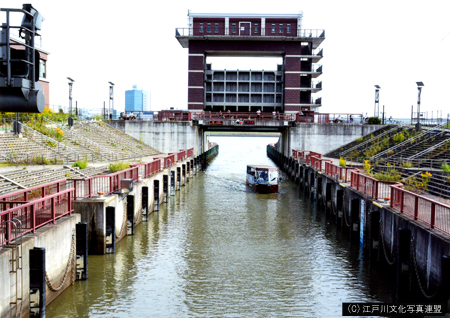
(431, 203, 436, 229)
(414, 196, 419, 220)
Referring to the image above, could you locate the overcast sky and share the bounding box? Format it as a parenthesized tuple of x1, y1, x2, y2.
(2, 0, 450, 118)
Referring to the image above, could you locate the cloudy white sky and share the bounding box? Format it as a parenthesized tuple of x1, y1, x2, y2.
(2, 0, 450, 118)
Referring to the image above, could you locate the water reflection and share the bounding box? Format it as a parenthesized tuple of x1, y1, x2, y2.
(47, 136, 394, 318)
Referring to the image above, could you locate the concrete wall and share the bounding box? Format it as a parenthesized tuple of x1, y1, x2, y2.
(109, 121, 203, 156)
(0, 214, 80, 318)
(278, 123, 384, 156)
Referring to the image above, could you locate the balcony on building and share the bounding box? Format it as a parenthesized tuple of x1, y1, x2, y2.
(176, 13, 325, 49)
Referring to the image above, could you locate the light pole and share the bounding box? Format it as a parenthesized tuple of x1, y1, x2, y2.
(108, 82, 114, 120)
(374, 85, 380, 118)
(67, 77, 75, 127)
(416, 82, 424, 131)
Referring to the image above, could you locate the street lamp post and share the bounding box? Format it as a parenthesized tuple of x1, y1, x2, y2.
(109, 82, 114, 120)
(374, 85, 380, 118)
(416, 82, 424, 131)
(67, 77, 75, 127)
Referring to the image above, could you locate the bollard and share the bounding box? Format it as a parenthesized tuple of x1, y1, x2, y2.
(105, 208, 115, 254)
(396, 228, 411, 301)
(29, 247, 45, 318)
(153, 180, 160, 211)
(177, 167, 181, 190)
(142, 186, 149, 220)
(191, 159, 194, 176)
(163, 175, 169, 202)
(127, 195, 135, 235)
(170, 170, 175, 195)
(194, 157, 197, 173)
(76, 222, 89, 279)
(186, 163, 190, 182)
(441, 255, 450, 313)
(182, 164, 186, 186)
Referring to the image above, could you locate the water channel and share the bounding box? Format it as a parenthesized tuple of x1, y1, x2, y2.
(47, 136, 395, 317)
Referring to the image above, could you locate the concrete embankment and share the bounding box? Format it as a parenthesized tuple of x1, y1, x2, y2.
(267, 145, 450, 309)
(0, 145, 218, 318)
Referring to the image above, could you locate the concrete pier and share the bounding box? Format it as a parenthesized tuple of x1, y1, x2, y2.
(268, 145, 450, 305)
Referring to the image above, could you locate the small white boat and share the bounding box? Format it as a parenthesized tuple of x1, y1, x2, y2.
(246, 165, 279, 193)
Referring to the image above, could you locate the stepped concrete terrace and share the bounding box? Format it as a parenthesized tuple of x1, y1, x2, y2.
(0, 121, 161, 165)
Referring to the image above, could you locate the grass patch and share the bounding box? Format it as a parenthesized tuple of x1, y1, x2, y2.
(72, 159, 88, 169)
(109, 161, 130, 172)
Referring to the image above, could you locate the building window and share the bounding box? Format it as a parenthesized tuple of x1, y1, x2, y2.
(215, 23, 218, 33)
(207, 23, 211, 33)
(254, 24, 258, 33)
(272, 24, 275, 33)
(279, 24, 283, 33)
(199, 23, 203, 33)
(232, 24, 236, 33)
(39, 59, 46, 78)
(287, 24, 291, 33)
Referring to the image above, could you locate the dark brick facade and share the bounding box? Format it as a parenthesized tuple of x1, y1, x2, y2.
(188, 55, 204, 71)
(188, 72, 204, 87)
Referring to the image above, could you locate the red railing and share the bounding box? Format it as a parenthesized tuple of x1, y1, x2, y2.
(325, 161, 354, 182)
(0, 179, 73, 212)
(154, 155, 175, 169)
(181, 148, 194, 158)
(311, 156, 332, 172)
(130, 159, 162, 178)
(191, 111, 296, 121)
(71, 166, 139, 199)
(350, 170, 399, 200)
(1, 188, 74, 246)
(391, 184, 450, 234)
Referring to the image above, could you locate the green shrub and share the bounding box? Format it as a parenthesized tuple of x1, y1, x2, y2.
(339, 157, 346, 167)
(109, 161, 130, 172)
(368, 117, 381, 124)
(72, 159, 88, 169)
(442, 163, 450, 172)
(374, 165, 401, 182)
(31, 156, 50, 165)
(393, 132, 405, 144)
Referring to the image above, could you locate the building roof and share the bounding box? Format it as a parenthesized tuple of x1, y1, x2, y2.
(188, 12, 303, 20)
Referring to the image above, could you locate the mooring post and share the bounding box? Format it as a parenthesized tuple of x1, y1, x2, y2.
(76, 222, 88, 279)
(142, 186, 149, 220)
(396, 228, 411, 301)
(163, 175, 169, 202)
(441, 255, 450, 313)
(177, 167, 181, 190)
(127, 195, 135, 235)
(29, 247, 46, 318)
(105, 207, 115, 254)
(170, 170, 175, 195)
(182, 164, 186, 186)
(153, 180, 160, 211)
(186, 162, 190, 182)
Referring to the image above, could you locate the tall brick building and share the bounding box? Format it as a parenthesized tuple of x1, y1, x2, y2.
(176, 12, 324, 114)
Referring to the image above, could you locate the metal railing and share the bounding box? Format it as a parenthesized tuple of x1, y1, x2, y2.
(391, 184, 450, 234)
(191, 112, 296, 121)
(22, 124, 81, 161)
(340, 125, 402, 156)
(324, 161, 354, 182)
(370, 126, 442, 160)
(175, 27, 325, 39)
(1, 187, 74, 246)
(350, 169, 400, 200)
(71, 166, 139, 199)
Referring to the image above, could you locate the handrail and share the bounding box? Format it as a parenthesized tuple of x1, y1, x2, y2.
(340, 125, 402, 156)
(175, 27, 325, 39)
(407, 137, 450, 160)
(82, 122, 141, 156)
(21, 124, 81, 160)
(70, 166, 139, 199)
(61, 126, 118, 160)
(1, 187, 75, 246)
(370, 125, 443, 160)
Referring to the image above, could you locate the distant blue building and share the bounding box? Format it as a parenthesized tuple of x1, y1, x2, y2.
(125, 85, 150, 112)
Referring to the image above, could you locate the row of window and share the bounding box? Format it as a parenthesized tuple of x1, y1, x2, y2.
(199, 23, 292, 34)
